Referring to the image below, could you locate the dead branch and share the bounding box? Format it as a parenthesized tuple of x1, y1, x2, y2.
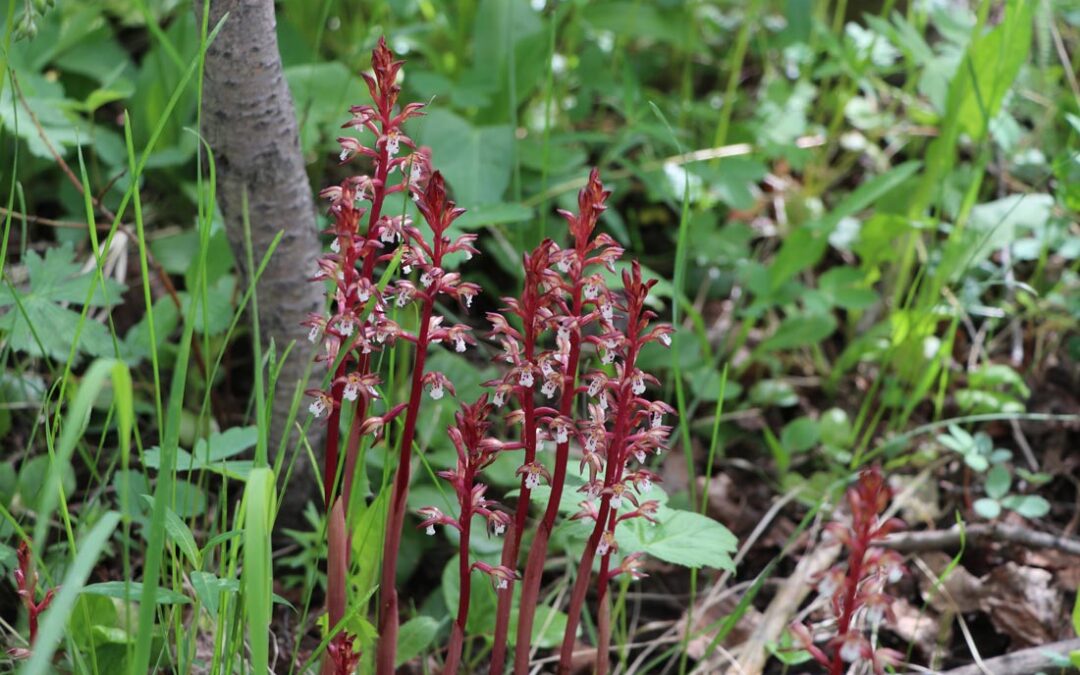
(883, 523, 1080, 557)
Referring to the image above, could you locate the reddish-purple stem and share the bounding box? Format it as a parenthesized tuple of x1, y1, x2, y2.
(444, 472, 474, 674)
(375, 231, 443, 675)
(490, 317, 539, 673)
(512, 288, 584, 675)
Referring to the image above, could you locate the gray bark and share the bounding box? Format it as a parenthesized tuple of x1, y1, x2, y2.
(199, 0, 325, 526)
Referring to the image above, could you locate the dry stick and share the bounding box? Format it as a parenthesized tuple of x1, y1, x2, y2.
(0, 207, 110, 230)
(9, 73, 205, 376)
(882, 522, 1080, 556)
(631, 487, 803, 675)
(920, 638, 1080, 675)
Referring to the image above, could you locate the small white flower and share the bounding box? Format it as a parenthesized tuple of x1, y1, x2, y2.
(584, 283, 599, 300)
(339, 148, 350, 162)
(519, 370, 534, 387)
(420, 271, 433, 288)
(330, 237, 340, 253)
(381, 228, 397, 244)
(557, 258, 571, 273)
(494, 522, 506, 536)
(339, 318, 355, 337)
(308, 325, 319, 343)
(610, 494, 622, 509)
(887, 564, 903, 584)
(554, 426, 568, 444)
(410, 162, 422, 183)
(430, 382, 445, 400)
(588, 378, 602, 397)
(651, 412, 663, 429)
(641, 476, 652, 493)
(558, 325, 570, 342)
(463, 292, 474, 308)
(540, 360, 554, 377)
(496, 578, 508, 590)
(425, 525, 436, 536)
(386, 133, 400, 156)
(343, 382, 359, 401)
(598, 394, 608, 411)
(586, 435, 598, 453)
(600, 303, 613, 321)
(309, 398, 327, 418)
(839, 638, 862, 663)
(865, 605, 885, 628)
(358, 287, 371, 303)
(493, 390, 506, 407)
(659, 333, 672, 347)
(402, 264, 412, 274)
(542, 380, 557, 398)
(463, 249, 473, 261)
(601, 350, 615, 365)
(525, 472, 540, 490)
(597, 539, 610, 556)
(632, 375, 645, 395)
(634, 449, 646, 463)
(454, 336, 467, 353)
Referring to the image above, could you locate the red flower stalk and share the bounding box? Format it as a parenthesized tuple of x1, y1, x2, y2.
(556, 262, 674, 675)
(791, 466, 905, 675)
(425, 396, 516, 673)
(375, 171, 478, 674)
(487, 238, 563, 670)
(307, 37, 479, 675)
(511, 169, 621, 675)
(307, 37, 431, 514)
(8, 540, 56, 661)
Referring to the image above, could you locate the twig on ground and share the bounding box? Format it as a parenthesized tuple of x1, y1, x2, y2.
(923, 637, 1080, 675)
(883, 522, 1080, 557)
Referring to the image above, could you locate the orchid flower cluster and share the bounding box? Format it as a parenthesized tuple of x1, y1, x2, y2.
(8, 541, 55, 661)
(303, 37, 481, 675)
(791, 466, 906, 675)
(306, 38, 677, 675)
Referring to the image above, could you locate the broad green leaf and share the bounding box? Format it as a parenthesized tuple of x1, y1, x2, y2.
(1001, 494, 1050, 519)
(82, 581, 190, 605)
(781, 417, 820, 454)
(0, 245, 126, 359)
(508, 604, 569, 648)
(984, 465, 1011, 500)
(954, 0, 1034, 139)
(417, 109, 514, 207)
(758, 314, 838, 353)
(453, 203, 535, 230)
(616, 507, 737, 570)
(395, 616, 440, 667)
(139, 495, 200, 568)
(973, 498, 1001, 519)
(190, 571, 238, 618)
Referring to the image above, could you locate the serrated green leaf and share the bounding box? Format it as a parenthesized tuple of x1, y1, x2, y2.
(616, 507, 737, 570)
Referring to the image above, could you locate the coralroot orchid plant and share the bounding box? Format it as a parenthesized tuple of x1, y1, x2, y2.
(791, 466, 906, 675)
(8, 541, 56, 661)
(307, 38, 676, 675)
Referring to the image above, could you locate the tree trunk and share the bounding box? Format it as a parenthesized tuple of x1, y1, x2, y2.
(199, 0, 325, 526)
